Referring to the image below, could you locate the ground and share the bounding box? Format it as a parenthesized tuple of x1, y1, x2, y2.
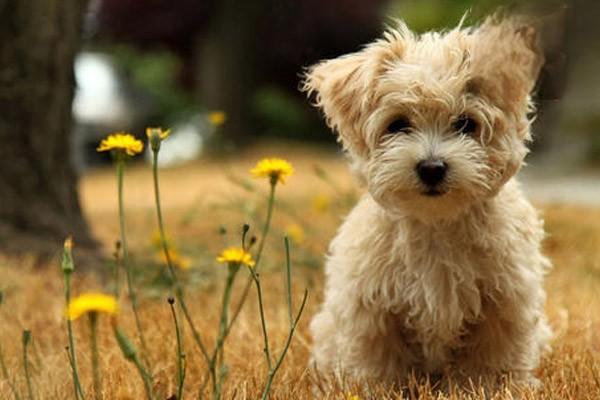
(1, 142, 599, 399)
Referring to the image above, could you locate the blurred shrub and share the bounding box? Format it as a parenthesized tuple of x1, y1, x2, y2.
(386, 0, 550, 32)
(562, 114, 600, 163)
(252, 86, 331, 141)
(110, 45, 196, 123)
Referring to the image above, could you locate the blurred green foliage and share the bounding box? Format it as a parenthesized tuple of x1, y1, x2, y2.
(252, 86, 325, 140)
(385, 0, 547, 32)
(563, 114, 600, 162)
(110, 45, 196, 123)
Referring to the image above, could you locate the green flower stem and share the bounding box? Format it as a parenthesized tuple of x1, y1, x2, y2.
(254, 237, 308, 400)
(284, 237, 293, 326)
(249, 269, 272, 371)
(198, 181, 278, 398)
(260, 289, 308, 400)
(151, 151, 177, 281)
(132, 357, 154, 400)
(150, 149, 210, 366)
(0, 339, 20, 400)
(151, 145, 216, 398)
(259, 241, 308, 399)
(212, 264, 239, 400)
(221, 181, 277, 346)
(112, 241, 122, 299)
(255, 180, 277, 266)
(116, 158, 150, 370)
(113, 327, 154, 400)
(178, 298, 210, 362)
(22, 330, 34, 400)
(88, 314, 101, 400)
(168, 299, 185, 400)
(64, 272, 85, 400)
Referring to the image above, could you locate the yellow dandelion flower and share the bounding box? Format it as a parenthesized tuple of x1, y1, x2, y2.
(285, 223, 305, 244)
(312, 194, 331, 213)
(208, 111, 227, 126)
(216, 247, 255, 268)
(66, 293, 118, 321)
(158, 248, 192, 271)
(250, 158, 294, 184)
(145, 127, 171, 140)
(97, 132, 143, 156)
(347, 393, 360, 400)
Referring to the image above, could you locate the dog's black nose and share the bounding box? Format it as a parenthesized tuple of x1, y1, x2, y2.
(416, 159, 447, 186)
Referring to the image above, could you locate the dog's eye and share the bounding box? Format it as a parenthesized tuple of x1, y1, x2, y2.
(386, 117, 411, 134)
(453, 115, 478, 136)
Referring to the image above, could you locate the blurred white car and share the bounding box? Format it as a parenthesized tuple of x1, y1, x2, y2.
(72, 52, 151, 169)
(72, 51, 209, 169)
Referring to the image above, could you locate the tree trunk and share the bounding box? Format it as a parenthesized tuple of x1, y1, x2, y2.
(0, 0, 96, 258)
(195, 0, 266, 147)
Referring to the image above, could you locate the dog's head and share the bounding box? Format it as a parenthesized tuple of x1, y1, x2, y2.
(303, 16, 543, 221)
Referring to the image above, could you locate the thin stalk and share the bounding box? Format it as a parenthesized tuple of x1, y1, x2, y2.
(151, 150, 210, 364)
(89, 314, 101, 400)
(132, 356, 155, 400)
(255, 181, 277, 267)
(180, 359, 187, 400)
(250, 270, 272, 371)
(112, 241, 122, 299)
(116, 159, 127, 265)
(64, 272, 85, 400)
(260, 290, 308, 400)
(198, 182, 279, 397)
(0, 341, 20, 400)
(283, 238, 293, 326)
(116, 159, 150, 369)
(113, 326, 154, 400)
(150, 147, 213, 398)
(179, 299, 210, 363)
(219, 182, 277, 349)
(22, 330, 34, 400)
(168, 299, 185, 400)
(152, 151, 177, 281)
(212, 266, 238, 400)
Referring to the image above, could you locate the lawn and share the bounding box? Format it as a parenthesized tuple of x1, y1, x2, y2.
(1, 142, 599, 399)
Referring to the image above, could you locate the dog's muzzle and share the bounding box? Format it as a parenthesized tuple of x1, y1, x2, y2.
(416, 159, 447, 195)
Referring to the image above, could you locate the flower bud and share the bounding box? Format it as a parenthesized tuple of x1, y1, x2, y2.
(61, 236, 74, 274)
(146, 127, 171, 152)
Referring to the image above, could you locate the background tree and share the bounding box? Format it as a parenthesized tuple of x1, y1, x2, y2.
(97, 0, 386, 144)
(0, 0, 96, 257)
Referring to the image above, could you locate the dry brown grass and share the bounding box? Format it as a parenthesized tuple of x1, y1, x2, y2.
(1, 142, 600, 399)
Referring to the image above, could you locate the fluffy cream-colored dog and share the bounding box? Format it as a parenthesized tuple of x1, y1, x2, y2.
(303, 15, 552, 390)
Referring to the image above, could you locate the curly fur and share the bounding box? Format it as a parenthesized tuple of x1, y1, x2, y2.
(303, 15, 552, 390)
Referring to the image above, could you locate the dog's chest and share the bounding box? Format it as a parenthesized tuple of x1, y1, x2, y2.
(393, 226, 491, 370)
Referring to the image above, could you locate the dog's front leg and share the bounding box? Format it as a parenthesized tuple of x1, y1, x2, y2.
(311, 295, 411, 384)
(454, 296, 551, 390)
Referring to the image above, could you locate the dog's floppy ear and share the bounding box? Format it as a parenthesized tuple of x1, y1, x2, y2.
(303, 51, 374, 157)
(469, 16, 544, 115)
(303, 23, 409, 156)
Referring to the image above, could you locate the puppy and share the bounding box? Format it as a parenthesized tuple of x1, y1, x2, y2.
(303, 15, 552, 390)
